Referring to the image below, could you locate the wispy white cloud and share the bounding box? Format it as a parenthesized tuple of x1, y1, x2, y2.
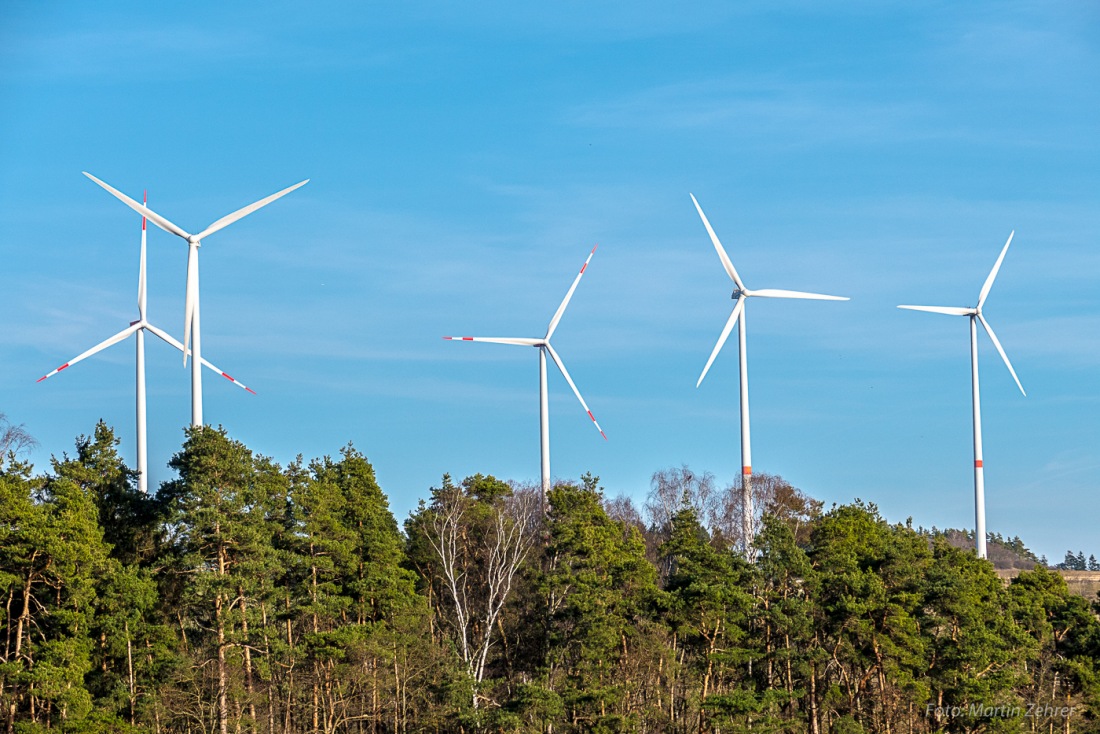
(565, 76, 933, 147)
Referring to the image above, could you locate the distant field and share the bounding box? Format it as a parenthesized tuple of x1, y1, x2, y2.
(996, 569, 1100, 600)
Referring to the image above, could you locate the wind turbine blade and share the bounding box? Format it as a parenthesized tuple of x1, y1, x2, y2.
(897, 305, 974, 316)
(138, 190, 148, 319)
(145, 323, 256, 394)
(36, 323, 141, 382)
(83, 172, 192, 240)
(194, 179, 309, 241)
(977, 231, 1015, 310)
(751, 288, 849, 301)
(443, 336, 543, 346)
(544, 343, 606, 439)
(144, 322, 185, 351)
(546, 244, 597, 340)
(977, 313, 1026, 396)
(183, 247, 198, 365)
(201, 360, 256, 394)
(690, 193, 745, 290)
(697, 296, 745, 388)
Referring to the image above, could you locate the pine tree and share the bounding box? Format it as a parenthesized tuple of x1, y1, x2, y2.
(809, 502, 928, 732)
(52, 423, 176, 729)
(326, 445, 426, 731)
(754, 514, 822, 732)
(53, 421, 158, 565)
(919, 538, 1029, 731)
(159, 426, 272, 734)
(1009, 567, 1100, 731)
(541, 479, 660, 731)
(0, 459, 111, 729)
(660, 504, 756, 731)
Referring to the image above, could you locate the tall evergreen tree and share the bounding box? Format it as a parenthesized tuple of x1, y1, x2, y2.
(809, 502, 928, 732)
(919, 538, 1028, 732)
(1009, 567, 1100, 732)
(0, 461, 110, 729)
(660, 504, 756, 731)
(541, 479, 660, 732)
(754, 514, 822, 732)
(159, 426, 271, 734)
(53, 421, 158, 565)
(52, 423, 176, 730)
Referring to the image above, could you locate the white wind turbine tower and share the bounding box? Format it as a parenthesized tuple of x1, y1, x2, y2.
(38, 192, 254, 493)
(444, 245, 606, 495)
(898, 232, 1025, 560)
(82, 173, 308, 427)
(690, 194, 848, 554)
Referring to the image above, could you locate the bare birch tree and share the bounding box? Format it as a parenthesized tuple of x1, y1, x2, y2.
(714, 471, 823, 550)
(422, 480, 540, 708)
(0, 413, 36, 468)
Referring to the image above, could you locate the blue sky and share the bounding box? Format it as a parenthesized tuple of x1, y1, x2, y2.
(1, 1, 1097, 561)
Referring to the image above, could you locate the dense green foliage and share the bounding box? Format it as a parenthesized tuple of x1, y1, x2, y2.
(1, 423, 1098, 733)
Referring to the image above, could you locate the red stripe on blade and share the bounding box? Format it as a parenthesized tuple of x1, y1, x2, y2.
(975, 460, 983, 468)
(58, 363, 69, 372)
(742, 466, 752, 475)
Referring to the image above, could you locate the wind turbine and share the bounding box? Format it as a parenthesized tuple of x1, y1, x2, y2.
(690, 194, 848, 554)
(898, 231, 1024, 560)
(444, 245, 606, 495)
(82, 172, 308, 427)
(38, 192, 254, 493)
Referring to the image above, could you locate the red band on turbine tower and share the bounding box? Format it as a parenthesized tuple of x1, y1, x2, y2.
(975, 460, 983, 468)
(742, 465, 752, 475)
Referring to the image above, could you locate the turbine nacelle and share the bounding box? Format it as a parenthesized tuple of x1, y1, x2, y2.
(897, 230, 1024, 397)
(690, 193, 848, 388)
(690, 192, 848, 555)
(896, 230, 1022, 560)
(444, 244, 606, 444)
(84, 172, 309, 380)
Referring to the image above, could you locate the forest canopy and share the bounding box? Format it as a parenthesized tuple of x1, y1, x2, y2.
(1, 421, 1098, 733)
